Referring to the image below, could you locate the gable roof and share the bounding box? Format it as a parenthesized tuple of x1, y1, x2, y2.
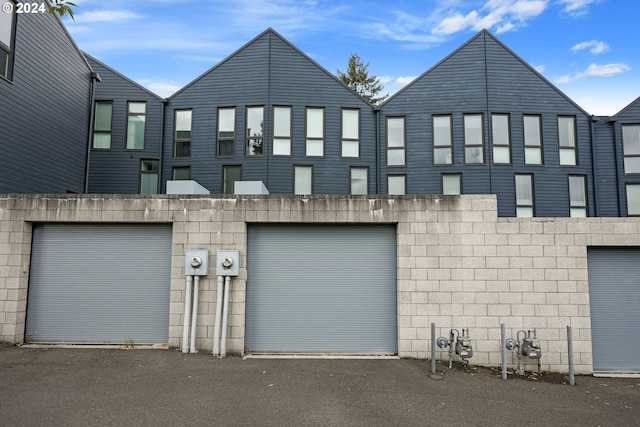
(168, 28, 372, 105)
(381, 29, 591, 117)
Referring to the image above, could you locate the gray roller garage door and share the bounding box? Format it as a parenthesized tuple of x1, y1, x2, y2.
(246, 224, 397, 355)
(587, 247, 640, 373)
(25, 223, 172, 344)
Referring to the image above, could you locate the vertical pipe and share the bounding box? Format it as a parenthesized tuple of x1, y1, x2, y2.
(567, 326, 575, 386)
(221, 275, 231, 357)
(431, 323, 436, 374)
(501, 323, 507, 380)
(213, 275, 224, 356)
(181, 275, 193, 354)
(189, 275, 200, 353)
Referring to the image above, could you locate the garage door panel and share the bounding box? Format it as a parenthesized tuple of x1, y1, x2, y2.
(246, 224, 397, 355)
(26, 224, 172, 344)
(587, 248, 640, 372)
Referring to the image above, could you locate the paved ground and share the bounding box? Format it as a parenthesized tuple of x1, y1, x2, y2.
(0, 345, 638, 426)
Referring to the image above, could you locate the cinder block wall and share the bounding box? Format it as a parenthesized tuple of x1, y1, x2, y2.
(1, 194, 639, 374)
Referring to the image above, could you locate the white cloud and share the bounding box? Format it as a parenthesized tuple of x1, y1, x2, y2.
(137, 79, 182, 98)
(74, 10, 139, 23)
(556, 63, 631, 83)
(396, 76, 418, 86)
(557, 0, 598, 17)
(570, 40, 609, 54)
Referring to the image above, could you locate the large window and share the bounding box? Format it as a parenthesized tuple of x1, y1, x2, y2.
(433, 115, 452, 164)
(342, 109, 360, 158)
(387, 175, 406, 195)
(523, 115, 542, 165)
(273, 106, 291, 156)
(140, 160, 159, 194)
(0, 1, 15, 80)
(126, 102, 146, 150)
(442, 173, 461, 195)
(515, 174, 534, 217)
(492, 114, 510, 164)
(223, 165, 241, 194)
(246, 106, 264, 156)
(622, 124, 640, 174)
(294, 165, 313, 194)
(174, 109, 192, 158)
(558, 116, 577, 165)
(627, 184, 640, 216)
(387, 117, 405, 166)
(306, 108, 324, 157)
(218, 108, 235, 157)
(93, 101, 113, 149)
(350, 167, 368, 195)
(464, 114, 484, 163)
(569, 175, 587, 217)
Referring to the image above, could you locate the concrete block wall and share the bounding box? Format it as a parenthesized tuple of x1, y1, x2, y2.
(1, 194, 640, 375)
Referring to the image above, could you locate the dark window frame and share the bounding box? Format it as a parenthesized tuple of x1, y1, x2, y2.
(0, 0, 16, 81)
(342, 108, 361, 158)
(491, 113, 511, 165)
(515, 173, 535, 217)
(126, 101, 147, 150)
(523, 114, 543, 165)
(305, 107, 325, 157)
(294, 164, 314, 195)
(217, 107, 236, 158)
(442, 173, 462, 195)
(350, 166, 369, 195)
(622, 124, 640, 175)
(464, 113, 484, 164)
(140, 159, 159, 194)
(245, 105, 264, 156)
(433, 114, 453, 165)
(568, 174, 587, 217)
(386, 116, 406, 167)
(387, 174, 406, 195)
(222, 165, 242, 194)
(174, 109, 192, 158)
(92, 100, 113, 150)
(272, 105, 292, 157)
(558, 115, 578, 166)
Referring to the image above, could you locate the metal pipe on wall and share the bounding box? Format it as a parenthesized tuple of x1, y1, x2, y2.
(181, 275, 193, 354)
(189, 275, 200, 353)
(213, 275, 224, 356)
(221, 275, 231, 357)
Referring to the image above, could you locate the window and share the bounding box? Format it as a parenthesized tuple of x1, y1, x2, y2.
(126, 102, 146, 150)
(351, 167, 368, 195)
(622, 125, 640, 174)
(569, 175, 587, 217)
(387, 117, 405, 166)
(172, 167, 190, 180)
(433, 115, 452, 164)
(218, 108, 235, 157)
(464, 114, 484, 163)
(523, 115, 542, 165)
(558, 116, 577, 165)
(140, 160, 159, 194)
(306, 108, 324, 156)
(93, 101, 113, 149)
(515, 174, 534, 217)
(174, 109, 192, 158)
(246, 106, 264, 156)
(273, 106, 291, 156)
(223, 165, 241, 194)
(442, 174, 461, 195)
(294, 166, 313, 194)
(387, 175, 406, 195)
(0, 1, 15, 80)
(627, 184, 640, 216)
(492, 114, 510, 164)
(342, 109, 360, 157)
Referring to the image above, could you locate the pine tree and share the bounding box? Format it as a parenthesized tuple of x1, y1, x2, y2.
(337, 53, 389, 105)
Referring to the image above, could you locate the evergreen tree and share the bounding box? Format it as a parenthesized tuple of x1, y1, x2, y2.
(337, 53, 389, 105)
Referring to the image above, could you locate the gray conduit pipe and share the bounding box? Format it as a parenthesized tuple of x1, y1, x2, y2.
(221, 275, 231, 357)
(182, 275, 193, 354)
(213, 275, 224, 356)
(189, 275, 200, 353)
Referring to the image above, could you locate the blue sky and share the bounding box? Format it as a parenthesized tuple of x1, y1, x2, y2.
(63, 0, 638, 116)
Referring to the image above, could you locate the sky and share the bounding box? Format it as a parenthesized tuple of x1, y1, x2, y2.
(61, 0, 639, 116)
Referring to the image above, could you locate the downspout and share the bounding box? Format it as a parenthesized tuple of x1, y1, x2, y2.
(612, 119, 621, 216)
(266, 32, 272, 188)
(84, 71, 101, 193)
(589, 116, 599, 217)
(374, 106, 380, 194)
(158, 98, 168, 193)
(483, 32, 493, 195)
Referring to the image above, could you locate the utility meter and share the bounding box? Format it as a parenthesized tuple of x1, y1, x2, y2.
(216, 250, 240, 276)
(185, 249, 209, 276)
(521, 337, 542, 359)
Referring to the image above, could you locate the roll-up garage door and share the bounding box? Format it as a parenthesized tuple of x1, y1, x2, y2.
(25, 223, 172, 344)
(587, 248, 640, 373)
(246, 224, 397, 355)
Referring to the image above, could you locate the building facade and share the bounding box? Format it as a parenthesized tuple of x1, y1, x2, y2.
(2, 2, 640, 375)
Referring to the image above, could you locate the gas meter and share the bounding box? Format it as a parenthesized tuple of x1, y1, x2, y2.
(520, 331, 542, 359)
(437, 328, 473, 368)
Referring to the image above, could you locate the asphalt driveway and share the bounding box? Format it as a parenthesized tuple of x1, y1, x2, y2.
(0, 345, 638, 426)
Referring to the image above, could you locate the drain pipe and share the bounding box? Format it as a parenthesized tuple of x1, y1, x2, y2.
(221, 275, 232, 357)
(213, 275, 224, 356)
(189, 275, 200, 353)
(181, 275, 193, 354)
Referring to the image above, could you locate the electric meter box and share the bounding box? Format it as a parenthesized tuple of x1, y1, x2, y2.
(185, 249, 209, 276)
(216, 250, 240, 276)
